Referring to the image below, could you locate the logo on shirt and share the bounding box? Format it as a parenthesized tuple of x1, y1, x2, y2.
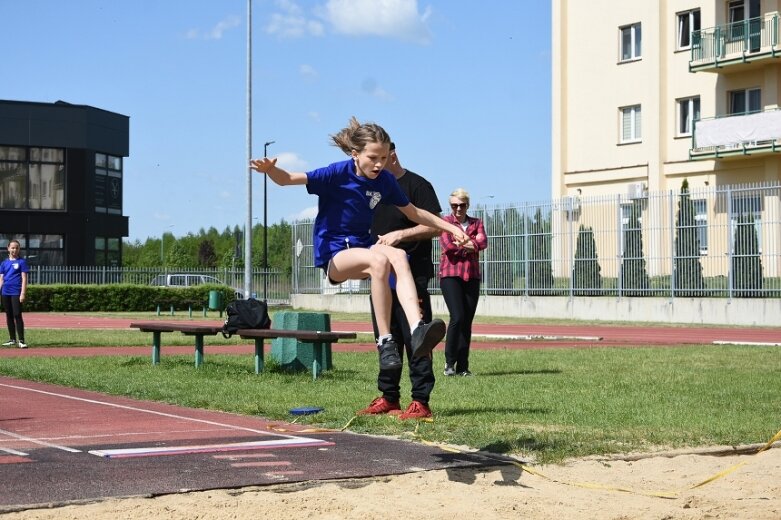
(366, 191, 382, 209)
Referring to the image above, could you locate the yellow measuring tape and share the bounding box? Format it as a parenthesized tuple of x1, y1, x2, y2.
(271, 414, 780, 499)
(413, 427, 781, 499)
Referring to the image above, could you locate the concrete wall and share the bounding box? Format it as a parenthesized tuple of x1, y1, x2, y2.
(291, 293, 781, 327)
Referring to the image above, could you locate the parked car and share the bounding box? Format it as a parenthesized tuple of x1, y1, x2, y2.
(149, 274, 243, 299)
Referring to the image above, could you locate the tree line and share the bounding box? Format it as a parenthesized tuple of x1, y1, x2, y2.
(123, 222, 293, 275)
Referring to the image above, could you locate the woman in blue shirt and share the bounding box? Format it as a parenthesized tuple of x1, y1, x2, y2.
(251, 117, 469, 371)
(0, 239, 29, 348)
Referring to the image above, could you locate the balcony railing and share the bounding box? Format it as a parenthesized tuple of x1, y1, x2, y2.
(690, 14, 780, 72)
(691, 108, 781, 158)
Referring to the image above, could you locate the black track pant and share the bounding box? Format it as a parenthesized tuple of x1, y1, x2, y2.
(440, 277, 480, 373)
(2, 294, 24, 342)
(370, 275, 435, 405)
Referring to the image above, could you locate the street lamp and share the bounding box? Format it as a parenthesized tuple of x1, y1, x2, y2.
(262, 140, 274, 301)
(244, 0, 253, 300)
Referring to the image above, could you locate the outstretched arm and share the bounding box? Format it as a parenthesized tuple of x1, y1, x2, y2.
(398, 204, 469, 245)
(376, 223, 440, 246)
(250, 157, 308, 186)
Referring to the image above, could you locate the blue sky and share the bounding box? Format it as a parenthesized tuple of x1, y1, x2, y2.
(3, 0, 551, 242)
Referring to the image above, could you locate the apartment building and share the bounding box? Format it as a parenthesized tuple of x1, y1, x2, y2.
(552, 0, 781, 278)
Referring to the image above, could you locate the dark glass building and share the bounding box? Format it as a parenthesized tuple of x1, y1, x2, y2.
(0, 100, 129, 266)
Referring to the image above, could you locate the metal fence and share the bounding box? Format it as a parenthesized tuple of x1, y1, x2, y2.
(291, 182, 781, 299)
(26, 267, 292, 304)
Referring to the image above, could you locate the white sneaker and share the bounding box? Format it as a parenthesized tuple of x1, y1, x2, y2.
(2, 340, 16, 347)
(17, 341, 27, 349)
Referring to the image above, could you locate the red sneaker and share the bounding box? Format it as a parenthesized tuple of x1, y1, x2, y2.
(356, 396, 401, 415)
(399, 400, 432, 420)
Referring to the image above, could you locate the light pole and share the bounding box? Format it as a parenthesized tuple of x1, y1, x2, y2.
(263, 140, 274, 301)
(244, 0, 253, 300)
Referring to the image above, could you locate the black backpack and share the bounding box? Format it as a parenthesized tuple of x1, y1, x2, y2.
(222, 298, 271, 338)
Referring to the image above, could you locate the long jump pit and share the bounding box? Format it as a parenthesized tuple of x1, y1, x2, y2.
(0, 376, 497, 512)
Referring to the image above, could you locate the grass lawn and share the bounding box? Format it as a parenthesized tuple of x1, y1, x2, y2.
(1, 325, 779, 463)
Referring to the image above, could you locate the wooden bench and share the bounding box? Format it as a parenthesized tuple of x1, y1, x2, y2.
(154, 300, 209, 318)
(129, 321, 356, 375)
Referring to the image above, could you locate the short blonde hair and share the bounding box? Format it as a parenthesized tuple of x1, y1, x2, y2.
(449, 188, 470, 203)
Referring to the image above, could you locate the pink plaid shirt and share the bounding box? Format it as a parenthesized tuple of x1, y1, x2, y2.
(438, 214, 488, 281)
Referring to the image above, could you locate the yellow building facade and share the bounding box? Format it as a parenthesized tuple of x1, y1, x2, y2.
(553, 0, 781, 278)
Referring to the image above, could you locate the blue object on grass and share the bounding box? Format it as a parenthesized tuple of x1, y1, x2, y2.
(289, 406, 323, 416)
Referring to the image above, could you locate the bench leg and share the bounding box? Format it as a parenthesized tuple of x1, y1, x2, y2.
(311, 343, 331, 380)
(254, 338, 264, 374)
(195, 335, 204, 368)
(152, 332, 161, 365)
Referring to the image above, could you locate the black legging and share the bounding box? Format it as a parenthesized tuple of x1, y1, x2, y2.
(370, 274, 436, 404)
(440, 277, 480, 373)
(2, 294, 24, 342)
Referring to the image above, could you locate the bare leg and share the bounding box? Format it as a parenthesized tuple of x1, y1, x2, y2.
(371, 244, 422, 329)
(328, 248, 393, 336)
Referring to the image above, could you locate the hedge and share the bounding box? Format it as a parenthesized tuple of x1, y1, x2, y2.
(22, 284, 237, 312)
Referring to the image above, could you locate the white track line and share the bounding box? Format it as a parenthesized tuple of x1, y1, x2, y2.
(477, 334, 603, 341)
(0, 428, 80, 453)
(713, 340, 781, 347)
(0, 383, 322, 460)
(0, 445, 30, 456)
(0, 381, 313, 442)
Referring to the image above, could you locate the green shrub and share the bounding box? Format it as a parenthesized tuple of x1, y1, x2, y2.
(573, 225, 602, 296)
(25, 284, 237, 312)
(674, 180, 705, 297)
(732, 214, 764, 298)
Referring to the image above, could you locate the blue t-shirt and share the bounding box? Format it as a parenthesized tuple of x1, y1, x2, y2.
(306, 159, 410, 267)
(0, 257, 29, 296)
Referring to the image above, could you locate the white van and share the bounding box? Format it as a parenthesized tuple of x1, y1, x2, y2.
(149, 274, 243, 298)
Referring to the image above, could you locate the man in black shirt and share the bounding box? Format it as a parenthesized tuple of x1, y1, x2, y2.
(357, 143, 442, 419)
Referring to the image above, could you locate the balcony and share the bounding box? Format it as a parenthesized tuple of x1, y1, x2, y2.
(690, 108, 781, 159)
(690, 14, 781, 72)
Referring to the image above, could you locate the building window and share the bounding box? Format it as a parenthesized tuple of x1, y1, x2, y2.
(729, 88, 761, 115)
(0, 147, 27, 209)
(677, 9, 701, 50)
(727, 0, 762, 52)
(95, 152, 123, 215)
(619, 202, 643, 256)
(692, 199, 708, 254)
(620, 105, 642, 143)
(0, 234, 64, 266)
(29, 148, 65, 210)
(731, 194, 762, 253)
(95, 236, 121, 267)
(677, 96, 701, 136)
(0, 146, 65, 210)
(619, 23, 642, 61)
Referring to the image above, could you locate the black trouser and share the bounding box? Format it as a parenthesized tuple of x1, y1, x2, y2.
(370, 274, 435, 405)
(2, 294, 24, 342)
(440, 277, 480, 373)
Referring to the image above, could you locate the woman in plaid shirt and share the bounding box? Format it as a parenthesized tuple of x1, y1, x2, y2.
(439, 188, 488, 376)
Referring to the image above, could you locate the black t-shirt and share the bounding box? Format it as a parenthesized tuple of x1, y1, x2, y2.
(371, 169, 442, 279)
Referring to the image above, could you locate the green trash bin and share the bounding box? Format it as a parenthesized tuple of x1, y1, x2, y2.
(208, 290, 222, 311)
(271, 311, 332, 374)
